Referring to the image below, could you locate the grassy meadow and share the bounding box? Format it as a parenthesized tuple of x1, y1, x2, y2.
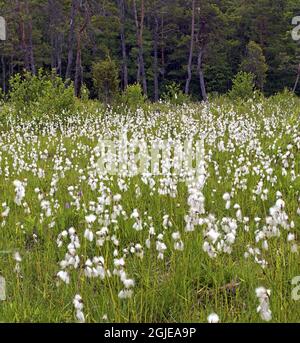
(0, 94, 299, 323)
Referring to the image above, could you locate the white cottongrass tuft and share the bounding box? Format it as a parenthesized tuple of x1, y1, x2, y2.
(73, 294, 85, 323)
(256, 287, 272, 321)
(13, 180, 26, 206)
(207, 313, 220, 323)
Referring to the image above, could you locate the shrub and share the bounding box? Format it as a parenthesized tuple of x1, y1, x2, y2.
(229, 72, 255, 100)
(9, 69, 76, 117)
(120, 83, 146, 110)
(162, 82, 190, 105)
(92, 57, 119, 104)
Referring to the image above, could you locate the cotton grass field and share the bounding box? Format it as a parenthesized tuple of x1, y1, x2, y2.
(0, 94, 299, 323)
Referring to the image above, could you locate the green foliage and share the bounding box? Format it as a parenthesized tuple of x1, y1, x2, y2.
(80, 84, 90, 102)
(269, 88, 298, 108)
(240, 41, 268, 91)
(162, 82, 190, 105)
(120, 83, 147, 110)
(0, 87, 4, 103)
(92, 57, 120, 103)
(229, 72, 255, 100)
(9, 69, 76, 118)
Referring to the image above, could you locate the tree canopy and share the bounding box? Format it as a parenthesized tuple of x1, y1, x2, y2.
(0, 0, 299, 99)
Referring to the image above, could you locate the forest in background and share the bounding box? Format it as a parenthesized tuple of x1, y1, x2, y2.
(0, 0, 300, 101)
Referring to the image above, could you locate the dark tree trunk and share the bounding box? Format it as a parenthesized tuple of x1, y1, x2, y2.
(153, 15, 159, 102)
(1, 56, 6, 93)
(48, 0, 63, 74)
(133, 0, 139, 82)
(27, 16, 36, 74)
(133, 0, 147, 96)
(50, 33, 55, 69)
(74, 32, 83, 97)
(139, 0, 147, 96)
(197, 48, 207, 101)
(160, 12, 165, 79)
(9, 55, 16, 79)
(65, 0, 78, 80)
(24, 0, 35, 74)
(118, 0, 128, 89)
(16, 0, 30, 72)
(56, 34, 63, 76)
(293, 64, 300, 93)
(137, 58, 141, 83)
(48, 0, 55, 63)
(74, 1, 90, 97)
(185, 0, 195, 95)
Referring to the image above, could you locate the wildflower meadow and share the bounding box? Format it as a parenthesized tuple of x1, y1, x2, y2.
(0, 93, 299, 323)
